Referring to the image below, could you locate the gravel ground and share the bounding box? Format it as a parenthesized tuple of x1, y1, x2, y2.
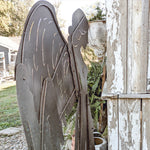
(0, 126, 73, 150)
(0, 127, 27, 150)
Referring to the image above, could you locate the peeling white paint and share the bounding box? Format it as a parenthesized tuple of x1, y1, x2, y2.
(142, 102, 148, 150)
(129, 102, 140, 150)
(111, 64, 114, 71)
(106, 0, 147, 149)
(106, 0, 123, 149)
(148, 31, 150, 77)
(106, 0, 124, 93)
(108, 100, 118, 150)
(119, 112, 128, 141)
(142, 122, 148, 150)
(111, 45, 124, 93)
(127, 0, 146, 93)
(109, 128, 118, 150)
(106, 0, 120, 46)
(147, 28, 150, 90)
(148, 56, 150, 77)
(131, 61, 138, 92)
(119, 100, 140, 150)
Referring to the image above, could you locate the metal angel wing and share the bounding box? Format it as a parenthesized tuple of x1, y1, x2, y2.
(68, 10, 94, 150)
(15, 1, 94, 150)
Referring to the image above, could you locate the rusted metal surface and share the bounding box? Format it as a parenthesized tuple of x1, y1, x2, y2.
(15, 1, 94, 150)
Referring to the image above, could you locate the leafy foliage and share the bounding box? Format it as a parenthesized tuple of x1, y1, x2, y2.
(81, 46, 106, 130)
(0, 0, 33, 36)
(88, 62, 103, 102)
(89, 5, 105, 21)
(87, 62, 105, 128)
(63, 62, 105, 143)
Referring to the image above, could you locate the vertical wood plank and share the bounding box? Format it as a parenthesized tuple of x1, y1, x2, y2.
(127, 0, 148, 93)
(106, 0, 127, 149)
(119, 99, 141, 150)
(141, 0, 149, 92)
(106, 0, 149, 149)
(146, 1, 150, 91)
(107, 99, 119, 150)
(142, 1, 150, 149)
(142, 99, 150, 150)
(106, 0, 127, 94)
(119, 0, 144, 149)
(119, 0, 149, 149)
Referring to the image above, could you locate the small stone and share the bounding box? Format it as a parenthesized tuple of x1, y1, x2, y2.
(0, 127, 21, 136)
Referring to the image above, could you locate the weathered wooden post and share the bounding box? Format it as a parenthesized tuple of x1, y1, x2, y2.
(104, 0, 150, 149)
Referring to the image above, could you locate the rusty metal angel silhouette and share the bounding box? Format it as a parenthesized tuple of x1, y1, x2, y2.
(15, 1, 94, 150)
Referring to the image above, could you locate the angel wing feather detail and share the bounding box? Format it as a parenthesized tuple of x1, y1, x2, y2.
(15, 1, 94, 150)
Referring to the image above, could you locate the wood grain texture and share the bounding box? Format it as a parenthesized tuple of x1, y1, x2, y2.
(102, 93, 150, 99)
(126, 1, 149, 149)
(107, 99, 119, 150)
(142, 99, 150, 150)
(146, 0, 150, 91)
(106, 0, 149, 149)
(106, 0, 127, 94)
(142, 1, 150, 149)
(127, 0, 148, 93)
(106, 0, 127, 149)
(119, 99, 141, 150)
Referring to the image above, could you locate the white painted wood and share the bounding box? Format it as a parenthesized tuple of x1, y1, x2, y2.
(106, 0, 149, 149)
(127, 0, 148, 93)
(106, 0, 127, 149)
(102, 93, 150, 99)
(106, 0, 127, 94)
(147, 2, 150, 91)
(142, 1, 150, 149)
(119, 99, 141, 150)
(142, 99, 150, 150)
(119, 0, 148, 149)
(107, 99, 119, 150)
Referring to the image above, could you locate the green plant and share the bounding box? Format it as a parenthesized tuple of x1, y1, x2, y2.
(63, 105, 77, 139)
(0, 84, 21, 130)
(87, 62, 105, 128)
(0, 0, 34, 36)
(89, 5, 105, 21)
(62, 106, 76, 150)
